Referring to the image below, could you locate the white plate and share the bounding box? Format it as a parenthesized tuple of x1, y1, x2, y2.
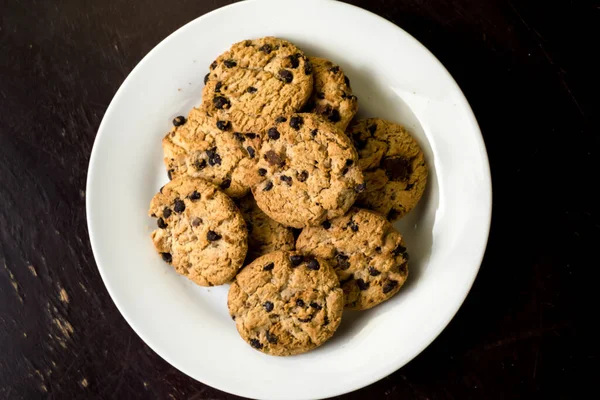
(86, 0, 492, 398)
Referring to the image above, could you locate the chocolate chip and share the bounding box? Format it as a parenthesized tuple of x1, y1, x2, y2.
(375, 246, 382, 253)
(206, 148, 222, 166)
(159, 185, 165, 194)
(263, 181, 273, 191)
(263, 301, 274, 312)
(296, 299, 305, 307)
(323, 316, 329, 326)
(223, 59, 237, 68)
(215, 81, 222, 92)
(259, 44, 272, 54)
(194, 159, 207, 170)
(172, 116, 186, 126)
(244, 40, 253, 47)
(398, 262, 408, 274)
(210, 61, 217, 70)
(307, 259, 320, 270)
(264, 150, 284, 167)
(344, 75, 351, 87)
(157, 218, 167, 229)
(289, 116, 303, 130)
(348, 221, 359, 232)
(263, 262, 274, 271)
(161, 252, 172, 263)
(316, 92, 325, 99)
(383, 156, 412, 181)
(392, 244, 407, 256)
(280, 175, 292, 185)
(216, 120, 231, 131)
(310, 302, 322, 310)
(322, 220, 331, 229)
(173, 199, 185, 213)
(247, 86, 257, 93)
(290, 255, 304, 266)
(258, 168, 267, 176)
(304, 60, 312, 75)
(311, 129, 318, 137)
(288, 54, 300, 68)
(220, 179, 231, 189)
(368, 266, 381, 276)
(297, 170, 308, 182)
(383, 280, 398, 294)
(213, 96, 230, 110)
(163, 207, 172, 218)
(275, 116, 287, 123)
(329, 66, 340, 73)
(328, 108, 341, 123)
(233, 132, 245, 142)
(278, 69, 293, 83)
(245, 133, 257, 139)
(403, 252, 410, 261)
(167, 169, 174, 180)
(188, 191, 201, 200)
(246, 146, 255, 158)
(191, 217, 202, 227)
(207, 231, 221, 241)
(345, 159, 354, 166)
(266, 331, 278, 344)
(368, 124, 377, 134)
(342, 168, 349, 175)
(356, 278, 369, 290)
(406, 183, 415, 190)
(249, 338, 263, 349)
(336, 253, 350, 270)
(268, 128, 280, 140)
(298, 315, 313, 322)
(354, 138, 367, 150)
(204, 73, 209, 84)
(355, 183, 367, 193)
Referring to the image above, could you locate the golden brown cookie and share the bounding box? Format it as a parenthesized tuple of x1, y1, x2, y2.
(228, 251, 344, 356)
(252, 113, 364, 228)
(347, 118, 427, 221)
(202, 37, 313, 121)
(305, 56, 358, 131)
(236, 195, 295, 264)
(148, 176, 247, 286)
(296, 208, 409, 310)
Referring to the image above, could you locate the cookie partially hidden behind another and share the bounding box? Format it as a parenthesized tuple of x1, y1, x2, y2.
(236, 194, 295, 264)
(347, 118, 428, 221)
(228, 251, 344, 356)
(148, 176, 247, 286)
(306, 56, 358, 131)
(253, 113, 364, 228)
(296, 208, 409, 310)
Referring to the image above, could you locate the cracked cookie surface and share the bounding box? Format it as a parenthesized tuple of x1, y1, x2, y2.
(252, 113, 364, 228)
(202, 37, 313, 121)
(305, 57, 358, 131)
(347, 118, 428, 221)
(236, 195, 295, 264)
(228, 250, 343, 356)
(296, 208, 408, 310)
(148, 176, 247, 286)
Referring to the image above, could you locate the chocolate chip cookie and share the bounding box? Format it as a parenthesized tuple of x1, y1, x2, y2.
(296, 208, 409, 310)
(228, 250, 343, 356)
(347, 118, 428, 221)
(252, 113, 364, 228)
(236, 194, 295, 264)
(148, 176, 247, 286)
(203, 37, 313, 121)
(305, 57, 358, 131)
(162, 105, 264, 198)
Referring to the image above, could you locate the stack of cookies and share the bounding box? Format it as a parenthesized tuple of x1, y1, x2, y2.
(148, 37, 428, 356)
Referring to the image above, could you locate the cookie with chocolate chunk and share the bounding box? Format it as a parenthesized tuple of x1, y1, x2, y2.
(296, 208, 408, 310)
(228, 250, 343, 356)
(148, 176, 248, 286)
(347, 118, 427, 221)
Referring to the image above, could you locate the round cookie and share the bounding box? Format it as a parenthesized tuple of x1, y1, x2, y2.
(296, 208, 409, 310)
(236, 194, 295, 264)
(305, 57, 358, 131)
(203, 37, 313, 120)
(148, 176, 248, 286)
(252, 113, 365, 228)
(163, 105, 264, 198)
(228, 250, 344, 356)
(347, 118, 428, 221)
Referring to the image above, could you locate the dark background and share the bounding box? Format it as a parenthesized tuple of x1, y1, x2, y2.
(0, 0, 597, 399)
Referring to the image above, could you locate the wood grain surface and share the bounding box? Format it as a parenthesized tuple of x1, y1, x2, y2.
(0, 0, 596, 399)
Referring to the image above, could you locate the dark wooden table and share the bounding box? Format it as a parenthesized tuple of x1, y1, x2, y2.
(0, 0, 596, 398)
